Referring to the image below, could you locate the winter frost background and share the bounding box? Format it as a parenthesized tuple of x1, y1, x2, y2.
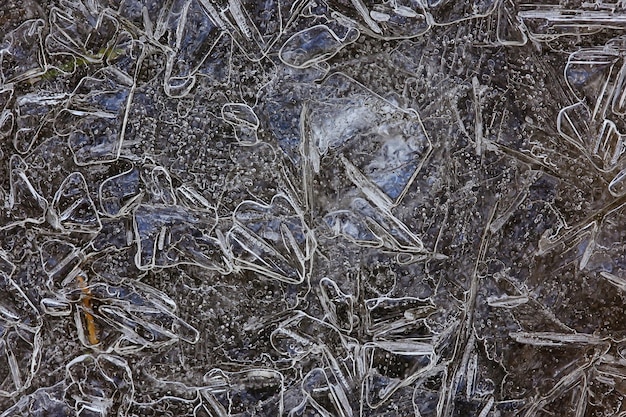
(1, 0, 626, 416)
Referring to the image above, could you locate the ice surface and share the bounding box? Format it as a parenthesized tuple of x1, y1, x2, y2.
(3, 0, 626, 416)
(228, 193, 314, 283)
(0, 272, 41, 398)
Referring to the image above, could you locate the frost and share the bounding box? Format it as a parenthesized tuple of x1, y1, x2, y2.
(0, 20, 47, 84)
(0, 273, 42, 398)
(3, 0, 626, 415)
(279, 25, 360, 69)
(56, 68, 133, 165)
(229, 193, 314, 284)
(221, 103, 260, 145)
(1, 354, 133, 417)
(49, 172, 101, 233)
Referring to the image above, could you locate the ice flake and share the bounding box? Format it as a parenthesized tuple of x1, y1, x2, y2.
(229, 193, 314, 284)
(0, 273, 42, 398)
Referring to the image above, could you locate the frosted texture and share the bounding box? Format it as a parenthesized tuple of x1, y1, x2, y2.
(2, 1, 626, 416)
